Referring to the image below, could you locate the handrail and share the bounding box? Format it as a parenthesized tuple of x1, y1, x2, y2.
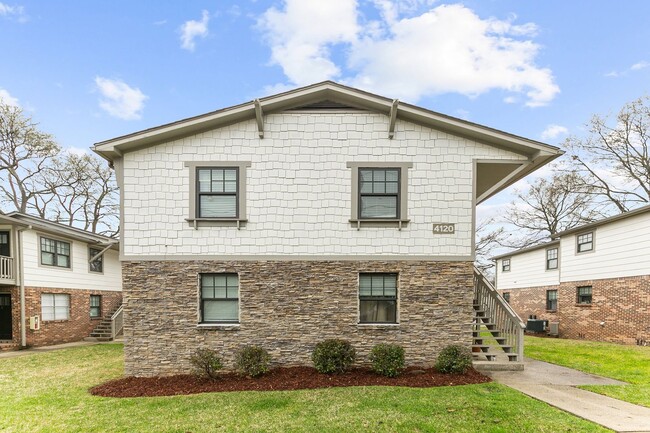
(0, 256, 14, 280)
(473, 266, 524, 362)
(110, 304, 124, 339)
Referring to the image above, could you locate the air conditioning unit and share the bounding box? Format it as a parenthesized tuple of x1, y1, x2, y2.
(29, 315, 40, 331)
(548, 322, 559, 337)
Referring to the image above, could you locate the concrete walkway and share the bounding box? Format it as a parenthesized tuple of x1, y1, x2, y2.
(486, 357, 650, 433)
(0, 339, 121, 359)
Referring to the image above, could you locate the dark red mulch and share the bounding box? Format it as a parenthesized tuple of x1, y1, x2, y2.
(90, 366, 491, 398)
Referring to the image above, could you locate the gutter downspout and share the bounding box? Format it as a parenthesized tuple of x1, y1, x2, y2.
(17, 225, 31, 348)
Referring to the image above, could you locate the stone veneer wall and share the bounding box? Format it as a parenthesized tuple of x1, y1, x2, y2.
(499, 275, 650, 345)
(0, 286, 122, 349)
(122, 260, 474, 377)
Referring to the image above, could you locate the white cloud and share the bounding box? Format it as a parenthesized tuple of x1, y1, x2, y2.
(606, 60, 649, 78)
(0, 88, 20, 107)
(541, 124, 568, 140)
(94, 77, 147, 120)
(258, 2, 559, 107)
(0, 2, 26, 21)
(631, 61, 650, 71)
(258, 0, 359, 84)
(64, 146, 89, 156)
(180, 10, 210, 51)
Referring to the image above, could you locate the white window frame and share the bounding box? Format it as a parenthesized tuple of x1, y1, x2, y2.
(41, 293, 70, 321)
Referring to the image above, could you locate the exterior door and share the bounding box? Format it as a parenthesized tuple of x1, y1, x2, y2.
(0, 294, 11, 340)
(0, 231, 9, 257)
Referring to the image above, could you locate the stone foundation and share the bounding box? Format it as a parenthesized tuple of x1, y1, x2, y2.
(122, 260, 474, 377)
(499, 275, 650, 345)
(0, 286, 122, 349)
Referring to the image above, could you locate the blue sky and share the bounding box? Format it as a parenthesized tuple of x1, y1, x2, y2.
(1, 1, 649, 216)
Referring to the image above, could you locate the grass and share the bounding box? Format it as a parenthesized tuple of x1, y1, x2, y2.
(525, 336, 650, 407)
(0, 343, 609, 433)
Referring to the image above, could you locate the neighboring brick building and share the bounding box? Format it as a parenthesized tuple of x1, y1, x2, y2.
(493, 205, 650, 345)
(0, 213, 122, 350)
(93, 81, 561, 376)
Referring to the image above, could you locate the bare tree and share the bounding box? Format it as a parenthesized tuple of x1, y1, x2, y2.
(504, 171, 604, 247)
(474, 217, 508, 280)
(565, 96, 650, 212)
(0, 102, 59, 213)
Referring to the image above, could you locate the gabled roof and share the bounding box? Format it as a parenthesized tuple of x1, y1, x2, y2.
(3, 212, 118, 247)
(552, 204, 650, 238)
(491, 239, 560, 261)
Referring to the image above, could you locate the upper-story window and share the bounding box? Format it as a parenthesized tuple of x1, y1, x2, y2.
(40, 237, 71, 268)
(185, 161, 251, 226)
(89, 247, 103, 273)
(546, 248, 558, 270)
(502, 258, 511, 272)
(577, 232, 594, 253)
(347, 162, 412, 226)
(197, 167, 239, 218)
(0, 231, 9, 257)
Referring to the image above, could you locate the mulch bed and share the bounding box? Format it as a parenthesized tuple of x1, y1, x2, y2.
(90, 366, 491, 397)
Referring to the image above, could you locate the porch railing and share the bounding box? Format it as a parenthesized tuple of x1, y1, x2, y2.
(0, 256, 13, 280)
(473, 266, 525, 361)
(110, 305, 124, 339)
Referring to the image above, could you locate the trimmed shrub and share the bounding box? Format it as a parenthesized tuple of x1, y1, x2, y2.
(312, 339, 356, 374)
(235, 346, 271, 377)
(435, 345, 472, 374)
(190, 348, 223, 380)
(369, 343, 405, 377)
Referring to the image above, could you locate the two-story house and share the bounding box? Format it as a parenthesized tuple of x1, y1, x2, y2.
(93, 81, 562, 377)
(0, 212, 122, 350)
(493, 205, 650, 344)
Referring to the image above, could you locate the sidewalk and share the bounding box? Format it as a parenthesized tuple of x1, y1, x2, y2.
(0, 339, 122, 359)
(486, 357, 650, 433)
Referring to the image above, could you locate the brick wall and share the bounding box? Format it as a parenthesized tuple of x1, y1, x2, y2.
(122, 260, 474, 377)
(0, 286, 122, 349)
(499, 275, 650, 344)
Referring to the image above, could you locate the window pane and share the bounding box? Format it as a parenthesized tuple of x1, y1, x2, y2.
(203, 300, 238, 322)
(359, 170, 373, 193)
(224, 180, 237, 193)
(383, 275, 397, 296)
(55, 306, 69, 320)
(90, 307, 101, 317)
(224, 169, 237, 181)
(360, 196, 397, 218)
(373, 181, 386, 194)
(199, 195, 237, 218)
(42, 306, 55, 321)
(385, 182, 399, 194)
(41, 294, 54, 307)
(374, 170, 385, 182)
(211, 169, 224, 182)
(57, 242, 70, 255)
(41, 252, 54, 265)
(211, 180, 224, 193)
(56, 294, 69, 307)
(58, 255, 70, 268)
(386, 169, 398, 182)
(360, 300, 396, 323)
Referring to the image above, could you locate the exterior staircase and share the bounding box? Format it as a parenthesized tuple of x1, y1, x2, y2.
(472, 267, 525, 371)
(85, 304, 124, 342)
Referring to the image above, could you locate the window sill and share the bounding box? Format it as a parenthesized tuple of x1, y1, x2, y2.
(357, 323, 400, 329)
(185, 218, 248, 230)
(349, 219, 410, 230)
(546, 310, 557, 313)
(42, 319, 70, 323)
(575, 304, 593, 307)
(196, 323, 240, 331)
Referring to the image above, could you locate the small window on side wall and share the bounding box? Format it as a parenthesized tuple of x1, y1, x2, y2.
(89, 248, 103, 273)
(90, 295, 102, 318)
(200, 274, 239, 323)
(577, 286, 592, 304)
(502, 258, 511, 272)
(546, 290, 557, 311)
(359, 273, 398, 324)
(503, 292, 510, 303)
(546, 248, 558, 270)
(577, 232, 593, 253)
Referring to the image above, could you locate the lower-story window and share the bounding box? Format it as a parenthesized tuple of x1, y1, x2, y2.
(546, 290, 557, 311)
(577, 286, 592, 304)
(200, 274, 239, 323)
(503, 292, 511, 303)
(359, 273, 397, 324)
(42, 293, 70, 321)
(90, 295, 102, 318)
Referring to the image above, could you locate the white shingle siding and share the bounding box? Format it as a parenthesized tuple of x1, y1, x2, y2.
(122, 112, 526, 258)
(22, 230, 122, 291)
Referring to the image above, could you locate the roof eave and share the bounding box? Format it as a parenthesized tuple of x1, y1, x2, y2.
(491, 239, 560, 261)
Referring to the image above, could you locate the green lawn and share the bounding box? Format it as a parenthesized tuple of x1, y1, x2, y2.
(0, 343, 609, 433)
(525, 336, 650, 407)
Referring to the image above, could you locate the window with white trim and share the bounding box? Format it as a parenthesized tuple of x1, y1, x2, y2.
(502, 258, 511, 272)
(42, 294, 70, 321)
(546, 248, 558, 270)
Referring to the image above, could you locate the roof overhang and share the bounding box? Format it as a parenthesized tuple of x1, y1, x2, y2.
(552, 204, 650, 238)
(93, 81, 563, 201)
(491, 239, 560, 261)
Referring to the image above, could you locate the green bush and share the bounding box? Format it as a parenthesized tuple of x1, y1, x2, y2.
(235, 346, 271, 377)
(435, 345, 472, 374)
(369, 343, 405, 377)
(189, 348, 223, 380)
(312, 339, 356, 374)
